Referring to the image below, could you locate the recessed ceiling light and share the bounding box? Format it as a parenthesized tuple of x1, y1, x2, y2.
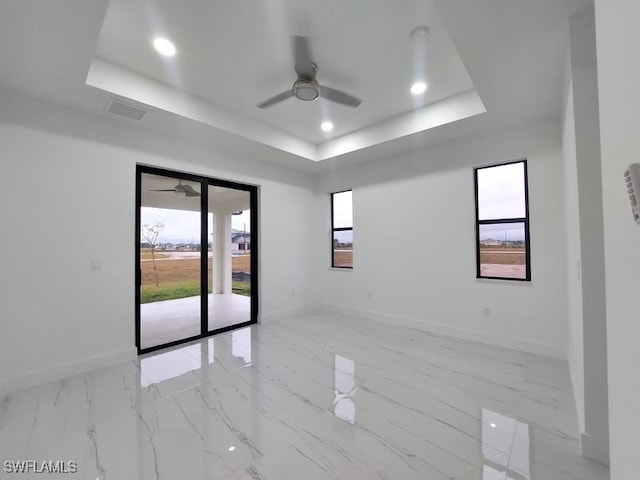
(228, 446, 236, 452)
(321, 121, 334, 132)
(490, 423, 496, 428)
(411, 82, 427, 95)
(153, 38, 176, 57)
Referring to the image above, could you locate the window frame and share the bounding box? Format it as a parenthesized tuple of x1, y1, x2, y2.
(474, 159, 531, 282)
(331, 189, 353, 269)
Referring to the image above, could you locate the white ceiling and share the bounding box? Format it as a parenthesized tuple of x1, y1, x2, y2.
(94, 0, 475, 145)
(0, 0, 592, 170)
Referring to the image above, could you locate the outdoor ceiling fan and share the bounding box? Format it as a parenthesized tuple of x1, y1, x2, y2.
(148, 180, 201, 197)
(256, 36, 362, 109)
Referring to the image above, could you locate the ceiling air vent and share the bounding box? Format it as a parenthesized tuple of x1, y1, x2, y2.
(105, 98, 146, 120)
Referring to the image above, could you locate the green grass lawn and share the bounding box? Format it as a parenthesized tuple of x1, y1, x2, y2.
(231, 281, 251, 297)
(141, 281, 251, 303)
(141, 280, 202, 303)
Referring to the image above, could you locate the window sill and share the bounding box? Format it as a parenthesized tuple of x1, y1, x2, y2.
(329, 267, 353, 272)
(476, 277, 531, 284)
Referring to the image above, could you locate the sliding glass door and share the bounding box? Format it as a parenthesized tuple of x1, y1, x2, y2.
(136, 166, 258, 354)
(207, 185, 253, 332)
(138, 171, 202, 350)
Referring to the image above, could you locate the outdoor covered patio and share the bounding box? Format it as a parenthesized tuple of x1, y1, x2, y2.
(140, 292, 251, 350)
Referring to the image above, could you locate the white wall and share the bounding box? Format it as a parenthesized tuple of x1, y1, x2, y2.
(594, 1, 640, 478)
(0, 92, 315, 394)
(562, 80, 585, 433)
(314, 119, 568, 358)
(565, 8, 609, 465)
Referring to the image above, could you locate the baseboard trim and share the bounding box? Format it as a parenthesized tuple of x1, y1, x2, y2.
(0, 347, 137, 397)
(260, 304, 311, 324)
(568, 360, 587, 435)
(313, 303, 567, 359)
(581, 432, 610, 466)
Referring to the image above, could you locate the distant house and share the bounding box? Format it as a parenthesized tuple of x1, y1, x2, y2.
(333, 238, 353, 248)
(231, 229, 251, 252)
(480, 239, 502, 246)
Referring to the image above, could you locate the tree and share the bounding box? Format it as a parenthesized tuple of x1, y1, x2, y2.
(142, 221, 165, 287)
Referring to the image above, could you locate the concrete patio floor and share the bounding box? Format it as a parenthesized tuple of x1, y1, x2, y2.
(140, 293, 251, 349)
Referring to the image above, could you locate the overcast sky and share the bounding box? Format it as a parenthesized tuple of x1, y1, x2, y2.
(333, 190, 353, 228)
(479, 223, 525, 241)
(141, 207, 251, 243)
(477, 162, 525, 220)
(477, 162, 526, 241)
(142, 166, 524, 244)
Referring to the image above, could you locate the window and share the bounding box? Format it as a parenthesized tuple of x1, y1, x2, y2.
(331, 190, 353, 268)
(474, 160, 531, 281)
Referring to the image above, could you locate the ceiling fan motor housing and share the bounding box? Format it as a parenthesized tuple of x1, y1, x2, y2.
(257, 39, 359, 108)
(293, 79, 320, 101)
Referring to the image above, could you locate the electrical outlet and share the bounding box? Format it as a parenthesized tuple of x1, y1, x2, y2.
(90, 258, 101, 271)
(483, 307, 491, 318)
(291, 288, 295, 296)
(367, 291, 373, 299)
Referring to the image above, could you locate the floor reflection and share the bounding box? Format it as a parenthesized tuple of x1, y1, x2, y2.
(140, 344, 201, 387)
(482, 408, 530, 480)
(205, 337, 215, 364)
(139, 326, 256, 388)
(508, 421, 531, 480)
(333, 354, 357, 425)
(232, 327, 252, 366)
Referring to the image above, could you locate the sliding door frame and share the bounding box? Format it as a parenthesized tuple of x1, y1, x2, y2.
(135, 165, 258, 355)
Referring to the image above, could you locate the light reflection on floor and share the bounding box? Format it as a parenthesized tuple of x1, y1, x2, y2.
(140, 326, 253, 387)
(333, 354, 357, 425)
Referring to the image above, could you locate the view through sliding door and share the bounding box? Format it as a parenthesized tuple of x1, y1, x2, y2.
(136, 166, 257, 354)
(207, 185, 253, 333)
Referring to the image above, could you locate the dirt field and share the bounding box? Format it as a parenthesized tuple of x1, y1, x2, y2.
(141, 255, 250, 285)
(333, 250, 353, 267)
(479, 248, 525, 265)
(480, 263, 526, 279)
(141, 251, 169, 260)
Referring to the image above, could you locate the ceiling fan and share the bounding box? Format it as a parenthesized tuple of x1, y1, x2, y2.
(148, 180, 201, 197)
(257, 36, 362, 109)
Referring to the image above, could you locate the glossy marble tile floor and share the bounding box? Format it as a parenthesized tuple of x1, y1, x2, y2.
(0, 313, 609, 479)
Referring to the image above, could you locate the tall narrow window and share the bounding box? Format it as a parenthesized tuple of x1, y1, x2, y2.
(474, 160, 531, 281)
(331, 190, 353, 268)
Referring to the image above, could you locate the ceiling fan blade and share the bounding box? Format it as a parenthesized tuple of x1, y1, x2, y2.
(180, 184, 201, 196)
(292, 36, 315, 78)
(320, 86, 361, 107)
(148, 189, 177, 192)
(257, 90, 293, 109)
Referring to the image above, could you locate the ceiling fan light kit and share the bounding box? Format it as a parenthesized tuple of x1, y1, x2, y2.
(293, 79, 320, 101)
(257, 36, 361, 109)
